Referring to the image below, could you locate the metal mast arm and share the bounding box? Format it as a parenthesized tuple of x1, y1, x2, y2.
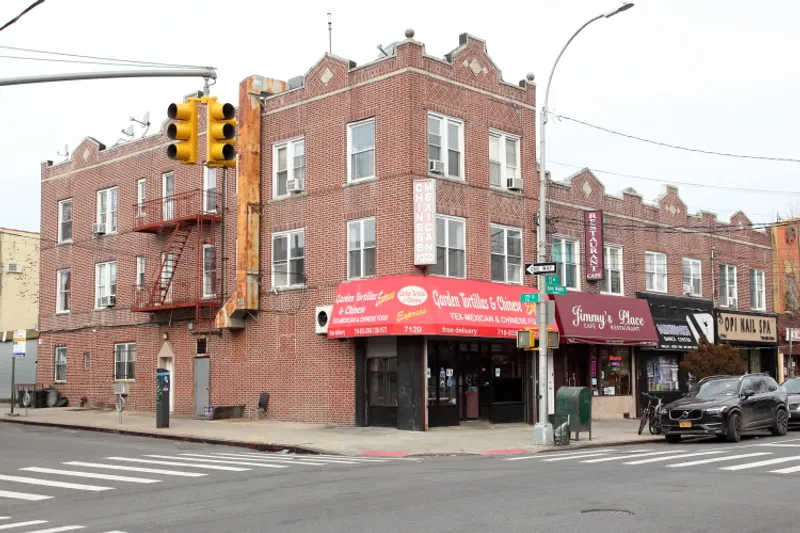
(0, 68, 216, 88)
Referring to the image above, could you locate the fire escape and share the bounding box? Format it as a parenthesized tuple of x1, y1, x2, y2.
(131, 189, 221, 333)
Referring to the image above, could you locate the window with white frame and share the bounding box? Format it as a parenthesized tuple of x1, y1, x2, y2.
(552, 237, 579, 289)
(347, 119, 375, 183)
(719, 263, 738, 308)
(430, 216, 465, 278)
(645, 251, 667, 293)
(490, 224, 522, 284)
(272, 230, 305, 287)
(114, 342, 136, 381)
(137, 179, 146, 217)
(55, 347, 67, 383)
(274, 137, 305, 197)
(203, 245, 217, 297)
(750, 269, 766, 311)
(488, 131, 520, 189)
(682, 258, 702, 296)
(347, 218, 376, 280)
(600, 246, 623, 295)
(203, 167, 217, 212)
(58, 199, 73, 243)
(96, 187, 118, 233)
(428, 112, 464, 179)
(56, 268, 71, 313)
(95, 261, 117, 308)
(136, 256, 146, 290)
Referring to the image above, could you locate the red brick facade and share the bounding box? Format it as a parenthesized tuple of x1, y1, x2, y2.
(37, 31, 772, 424)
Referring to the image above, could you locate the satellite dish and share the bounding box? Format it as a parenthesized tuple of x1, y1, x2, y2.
(57, 144, 69, 160)
(121, 125, 135, 137)
(141, 111, 150, 125)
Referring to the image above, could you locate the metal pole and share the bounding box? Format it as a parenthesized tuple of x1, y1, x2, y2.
(9, 356, 15, 416)
(533, 3, 634, 446)
(0, 68, 216, 88)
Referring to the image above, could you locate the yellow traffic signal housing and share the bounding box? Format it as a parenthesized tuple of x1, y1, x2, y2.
(166, 98, 200, 165)
(518, 327, 560, 350)
(206, 96, 237, 168)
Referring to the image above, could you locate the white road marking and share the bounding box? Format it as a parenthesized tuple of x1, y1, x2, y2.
(0, 490, 53, 501)
(0, 521, 49, 531)
(157, 454, 288, 468)
(582, 450, 689, 464)
(20, 467, 161, 484)
(666, 452, 773, 468)
(542, 452, 610, 462)
(0, 474, 111, 492)
(770, 463, 800, 474)
(208, 453, 329, 466)
(623, 450, 725, 465)
(104, 457, 250, 472)
(753, 443, 800, 448)
(24, 526, 86, 533)
(721, 455, 800, 471)
(64, 462, 207, 477)
(225, 452, 367, 464)
(505, 448, 616, 461)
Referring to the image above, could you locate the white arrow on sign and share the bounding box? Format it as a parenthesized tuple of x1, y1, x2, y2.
(525, 262, 557, 275)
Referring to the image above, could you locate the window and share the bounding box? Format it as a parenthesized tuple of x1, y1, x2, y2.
(274, 137, 305, 198)
(430, 216, 465, 278)
(58, 199, 73, 243)
(114, 342, 136, 381)
(137, 179, 146, 217)
(95, 261, 117, 308)
(272, 230, 305, 288)
(750, 269, 766, 311)
(490, 224, 522, 284)
(160, 251, 177, 303)
(594, 346, 632, 396)
(643, 355, 680, 393)
(56, 269, 71, 313)
(719, 263, 738, 308)
(347, 218, 376, 280)
(600, 246, 623, 295)
(203, 167, 217, 212)
(645, 251, 667, 293)
(347, 119, 375, 182)
(428, 113, 464, 179)
(488, 131, 520, 188)
(96, 187, 118, 234)
(136, 256, 146, 290)
(682, 258, 702, 296)
(552, 237, 579, 289)
(55, 347, 67, 383)
(369, 357, 397, 407)
(203, 245, 217, 298)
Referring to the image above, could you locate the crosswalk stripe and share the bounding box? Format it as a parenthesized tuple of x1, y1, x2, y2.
(754, 443, 800, 448)
(582, 450, 687, 464)
(666, 452, 773, 468)
(64, 462, 207, 477)
(105, 457, 250, 472)
(0, 490, 53, 501)
(721, 455, 800, 471)
(208, 453, 329, 466)
(144, 455, 287, 469)
(623, 450, 725, 465)
(226, 452, 370, 464)
(20, 467, 161, 484)
(0, 521, 49, 531)
(0, 474, 112, 492)
(542, 452, 610, 462)
(769, 463, 800, 474)
(506, 448, 615, 462)
(24, 526, 86, 533)
(303, 454, 406, 461)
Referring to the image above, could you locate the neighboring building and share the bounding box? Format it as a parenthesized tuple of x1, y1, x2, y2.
(771, 219, 800, 379)
(37, 29, 774, 428)
(0, 227, 40, 332)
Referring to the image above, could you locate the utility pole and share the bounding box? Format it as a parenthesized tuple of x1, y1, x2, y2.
(0, 68, 216, 88)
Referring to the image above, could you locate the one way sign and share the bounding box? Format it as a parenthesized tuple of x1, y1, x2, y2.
(525, 262, 557, 276)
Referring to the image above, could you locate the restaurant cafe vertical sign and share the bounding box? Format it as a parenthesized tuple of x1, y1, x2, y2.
(584, 210, 604, 281)
(414, 178, 436, 266)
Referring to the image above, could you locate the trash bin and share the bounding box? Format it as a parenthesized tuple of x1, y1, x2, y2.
(553, 413, 571, 445)
(46, 388, 59, 407)
(555, 386, 592, 440)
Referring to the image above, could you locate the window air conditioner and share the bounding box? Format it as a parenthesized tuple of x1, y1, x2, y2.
(729, 298, 738, 309)
(315, 305, 333, 335)
(287, 178, 305, 193)
(507, 177, 523, 191)
(428, 159, 444, 174)
(6, 263, 21, 273)
(107, 295, 117, 307)
(683, 283, 694, 295)
(92, 223, 106, 235)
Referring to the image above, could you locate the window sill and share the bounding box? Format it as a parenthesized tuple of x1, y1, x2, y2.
(428, 273, 467, 280)
(600, 291, 625, 297)
(347, 275, 377, 282)
(429, 173, 465, 183)
(268, 191, 308, 203)
(55, 311, 71, 316)
(489, 186, 523, 197)
(342, 177, 377, 188)
(490, 279, 523, 286)
(56, 240, 73, 246)
(114, 379, 136, 383)
(271, 284, 306, 292)
(644, 289, 668, 295)
(751, 308, 767, 312)
(54, 380, 66, 385)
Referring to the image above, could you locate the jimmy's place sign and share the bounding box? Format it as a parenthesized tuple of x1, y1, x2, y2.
(717, 311, 777, 345)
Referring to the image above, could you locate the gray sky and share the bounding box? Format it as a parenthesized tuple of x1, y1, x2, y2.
(2, 0, 798, 233)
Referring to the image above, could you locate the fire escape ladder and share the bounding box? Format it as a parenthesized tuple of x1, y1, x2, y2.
(151, 222, 191, 306)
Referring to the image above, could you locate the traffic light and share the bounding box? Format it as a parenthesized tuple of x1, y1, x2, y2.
(166, 98, 200, 165)
(517, 328, 560, 350)
(206, 96, 236, 168)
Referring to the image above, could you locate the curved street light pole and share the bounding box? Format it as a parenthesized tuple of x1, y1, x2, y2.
(534, 3, 634, 445)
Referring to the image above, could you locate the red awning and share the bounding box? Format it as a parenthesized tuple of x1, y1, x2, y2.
(554, 291, 658, 346)
(327, 275, 558, 340)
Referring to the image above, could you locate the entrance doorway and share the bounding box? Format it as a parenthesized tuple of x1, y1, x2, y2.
(194, 356, 210, 417)
(158, 356, 174, 413)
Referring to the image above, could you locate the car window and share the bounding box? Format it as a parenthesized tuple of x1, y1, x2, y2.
(765, 377, 779, 392)
(685, 378, 740, 398)
(741, 377, 756, 395)
(754, 378, 768, 394)
(780, 379, 800, 394)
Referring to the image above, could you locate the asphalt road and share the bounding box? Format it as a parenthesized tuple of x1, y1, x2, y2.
(2, 423, 800, 532)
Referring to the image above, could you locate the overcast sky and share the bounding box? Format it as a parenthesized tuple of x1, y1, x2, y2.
(1, 0, 798, 233)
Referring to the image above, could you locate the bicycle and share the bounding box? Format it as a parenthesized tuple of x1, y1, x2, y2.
(638, 392, 665, 435)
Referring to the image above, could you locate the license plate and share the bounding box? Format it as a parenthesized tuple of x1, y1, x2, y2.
(679, 421, 692, 428)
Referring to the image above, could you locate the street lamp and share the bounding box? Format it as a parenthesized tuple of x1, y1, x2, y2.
(533, 2, 634, 446)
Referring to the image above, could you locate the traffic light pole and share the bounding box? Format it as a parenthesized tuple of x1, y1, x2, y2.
(0, 68, 216, 87)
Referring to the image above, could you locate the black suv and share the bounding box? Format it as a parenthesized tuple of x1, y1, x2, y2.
(660, 374, 789, 443)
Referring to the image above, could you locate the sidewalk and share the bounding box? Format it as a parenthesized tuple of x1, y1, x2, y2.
(0, 405, 662, 456)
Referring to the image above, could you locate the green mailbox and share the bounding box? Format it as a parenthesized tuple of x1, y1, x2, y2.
(555, 386, 592, 441)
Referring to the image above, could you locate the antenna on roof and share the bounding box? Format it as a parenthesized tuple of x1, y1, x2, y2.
(327, 13, 332, 53)
(57, 144, 69, 161)
(128, 111, 151, 137)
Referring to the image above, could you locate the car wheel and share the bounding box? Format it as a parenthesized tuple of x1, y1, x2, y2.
(665, 434, 681, 444)
(771, 408, 789, 436)
(725, 411, 742, 442)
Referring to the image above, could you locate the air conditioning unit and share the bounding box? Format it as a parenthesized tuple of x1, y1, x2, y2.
(108, 295, 117, 307)
(5, 263, 21, 273)
(92, 223, 106, 235)
(729, 298, 738, 310)
(683, 283, 694, 295)
(428, 159, 444, 174)
(287, 178, 305, 193)
(507, 177, 523, 191)
(315, 305, 333, 335)
(98, 295, 116, 308)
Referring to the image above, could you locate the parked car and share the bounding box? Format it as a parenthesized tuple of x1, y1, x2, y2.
(779, 376, 800, 428)
(660, 374, 789, 443)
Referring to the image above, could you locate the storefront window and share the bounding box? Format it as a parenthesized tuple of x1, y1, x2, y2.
(645, 355, 680, 392)
(428, 343, 457, 405)
(594, 346, 632, 396)
(369, 357, 397, 406)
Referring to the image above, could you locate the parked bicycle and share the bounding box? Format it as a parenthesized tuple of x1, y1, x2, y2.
(638, 392, 665, 435)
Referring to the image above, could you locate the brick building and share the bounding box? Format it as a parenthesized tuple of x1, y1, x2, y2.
(37, 29, 774, 429)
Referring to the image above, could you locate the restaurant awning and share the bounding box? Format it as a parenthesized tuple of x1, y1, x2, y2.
(327, 275, 558, 340)
(553, 291, 658, 346)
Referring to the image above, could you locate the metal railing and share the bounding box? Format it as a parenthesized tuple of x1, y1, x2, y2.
(132, 276, 222, 311)
(133, 189, 221, 229)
